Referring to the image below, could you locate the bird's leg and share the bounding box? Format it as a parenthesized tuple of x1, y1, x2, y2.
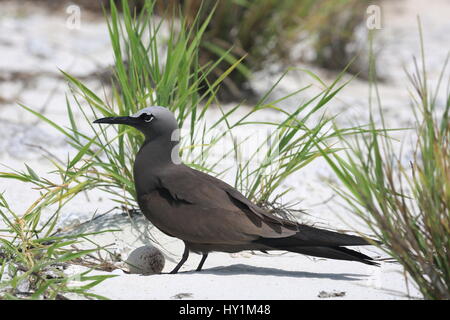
(170, 245, 189, 274)
(196, 253, 208, 272)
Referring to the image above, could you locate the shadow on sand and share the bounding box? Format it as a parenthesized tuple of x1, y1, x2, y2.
(180, 263, 367, 281)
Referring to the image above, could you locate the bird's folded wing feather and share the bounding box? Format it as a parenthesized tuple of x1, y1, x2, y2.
(143, 165, 298, 244)
(191, 168, 299, 230)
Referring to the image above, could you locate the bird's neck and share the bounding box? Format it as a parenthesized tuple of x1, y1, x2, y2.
(133, 135, 181, 196)
(135, 136, 181, 169)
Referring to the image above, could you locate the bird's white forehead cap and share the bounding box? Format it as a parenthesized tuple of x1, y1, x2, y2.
(131, 106, 167, 118)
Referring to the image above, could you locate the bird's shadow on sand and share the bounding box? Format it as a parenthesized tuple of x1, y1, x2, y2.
(183, 264, 367, 281)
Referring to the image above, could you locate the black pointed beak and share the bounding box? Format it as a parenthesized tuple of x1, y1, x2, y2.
(93, 116, 134, 125)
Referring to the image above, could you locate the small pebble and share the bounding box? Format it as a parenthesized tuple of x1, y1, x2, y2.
(126, 245, 165, 275)
(171, 293, 193, 300)
(318, 290, 346, 298)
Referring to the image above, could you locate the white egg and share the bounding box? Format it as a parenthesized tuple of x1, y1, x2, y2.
(126, 245, 165, 275)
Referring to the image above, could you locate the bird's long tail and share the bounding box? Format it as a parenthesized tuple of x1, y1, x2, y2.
(255, 224, 379, 266)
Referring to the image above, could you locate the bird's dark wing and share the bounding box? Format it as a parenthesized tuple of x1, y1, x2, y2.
(189, 168, 371, 247)
(138, 164, 298, 245)
(190, 167, 299, 229)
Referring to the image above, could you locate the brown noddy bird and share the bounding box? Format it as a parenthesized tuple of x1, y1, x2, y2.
(94, 106, 378, 273)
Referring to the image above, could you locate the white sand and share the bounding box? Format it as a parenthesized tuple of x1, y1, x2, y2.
(1, 0, 449, 299)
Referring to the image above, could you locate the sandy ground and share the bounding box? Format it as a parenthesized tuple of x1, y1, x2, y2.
(1, 0, 449, 299)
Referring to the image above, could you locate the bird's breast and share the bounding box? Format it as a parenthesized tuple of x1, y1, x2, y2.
(136, 189, 181, 235)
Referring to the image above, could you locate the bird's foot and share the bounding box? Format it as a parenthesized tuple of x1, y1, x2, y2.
(169, 267, 180, 274)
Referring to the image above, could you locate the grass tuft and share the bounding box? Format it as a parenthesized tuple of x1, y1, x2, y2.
(321, 27, 450, 299)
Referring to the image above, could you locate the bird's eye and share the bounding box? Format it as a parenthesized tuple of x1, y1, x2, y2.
(140, 113, 154, 123)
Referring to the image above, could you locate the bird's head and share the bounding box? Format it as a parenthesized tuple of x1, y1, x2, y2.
(93, 106, 179, 140)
